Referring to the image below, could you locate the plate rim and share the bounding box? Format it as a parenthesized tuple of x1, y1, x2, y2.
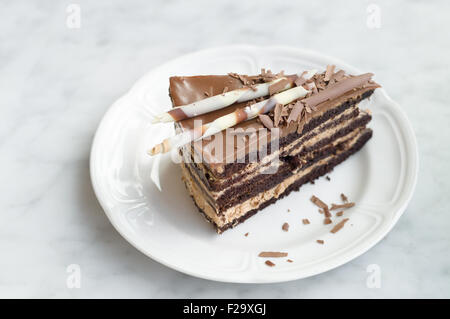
(90, 44, 419, 283)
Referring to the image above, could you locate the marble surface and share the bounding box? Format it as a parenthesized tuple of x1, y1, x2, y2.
(1, 0, 449, 298)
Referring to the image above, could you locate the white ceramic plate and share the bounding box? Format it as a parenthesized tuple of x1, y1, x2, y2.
(90, 45, 418, 283)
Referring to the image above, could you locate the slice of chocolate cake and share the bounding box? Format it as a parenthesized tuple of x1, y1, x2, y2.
(166, 67, 380, 233)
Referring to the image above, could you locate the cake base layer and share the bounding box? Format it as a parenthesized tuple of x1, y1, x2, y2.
(181, 128, 373, 233)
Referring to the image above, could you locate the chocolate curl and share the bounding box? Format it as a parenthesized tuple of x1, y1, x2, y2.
(152, 77, 293, 123)
(148, 86, 309, 155)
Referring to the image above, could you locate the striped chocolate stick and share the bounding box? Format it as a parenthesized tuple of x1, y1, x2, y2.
(148, 86, 309, 156)
(152, 77, 293, 123)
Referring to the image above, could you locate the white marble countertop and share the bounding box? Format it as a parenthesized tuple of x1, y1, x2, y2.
(1, 0, 449, 298)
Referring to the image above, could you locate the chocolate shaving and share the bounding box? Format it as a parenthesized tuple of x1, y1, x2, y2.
(333, 70, 346, 81)
(282, 222, 289, 232)
(286, 101, 304, 123)
(310, 195, 328, 210)
(286, 259, 293, 263)
(259, 252, 288, 258)
(340, 193, 348, 203)
(258, 114, 274, 129)
(324, 65, 336, 81)
(330, 202, 355, 210)
(326, 176, 331, 181)
(324, 218, 332, 225)
(244, 232, 249, 237)
(229, 70, 284, 88)
(311, 195, 331, 218)
(330, 218, 349, 233)
(336, 211, 344, 217)
(265, 260, 275, 267)
(316, 240, 324, 244)
(302, 219, 310, 225)
(274, 104, 283, 127)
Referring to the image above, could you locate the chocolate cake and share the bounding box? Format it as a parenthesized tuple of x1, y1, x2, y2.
(161, 67, 380, 233)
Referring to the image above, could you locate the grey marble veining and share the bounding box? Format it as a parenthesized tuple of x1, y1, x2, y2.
(0, 0, 449, 298)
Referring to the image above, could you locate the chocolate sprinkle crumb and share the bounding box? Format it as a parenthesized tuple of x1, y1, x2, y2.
(336, 211, 344, 217)
(324, 65, 336, 82)
(340, 193, 348, 203)
(310, 195, 328, 210)
(287, 259, 293, 263)
(244, 232, 249, 237)
(258, 114, 274, 129)
(302, 219, 310, 225)
(326, 176, 331, 181)
(287, 101, 304, 123)
(282, 222, 289, 232)
(274, 104, 283, 127)
(259, 252, 288, 258)
(265, 260, 275, 267)
(324, 218, 332, 225)
(330, 202, 355, 210)
(333, 70, 346, 81)
(330, 218, 349, 233)
(316, 240, 324, 244)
